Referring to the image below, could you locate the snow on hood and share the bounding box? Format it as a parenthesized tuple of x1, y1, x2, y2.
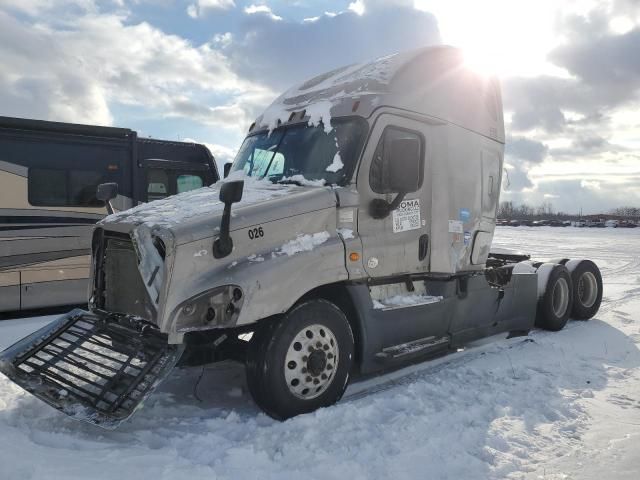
(102, 172, 297, 229)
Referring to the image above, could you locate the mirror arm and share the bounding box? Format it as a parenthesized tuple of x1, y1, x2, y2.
(388, 192, 406, 211)
(369, 192, 407, 219)
(105, 200, 114, 215)
(213, 202, 233, 258)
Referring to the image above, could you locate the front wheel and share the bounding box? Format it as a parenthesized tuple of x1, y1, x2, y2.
(245, 299, 354, 420)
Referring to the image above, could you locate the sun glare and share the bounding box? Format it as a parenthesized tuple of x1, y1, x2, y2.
(416, 0, 560, 78)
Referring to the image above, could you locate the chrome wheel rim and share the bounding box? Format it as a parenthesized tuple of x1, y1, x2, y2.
(552, 277, 570, 317)
(284, 324, 339, 400)
(577, 271, 598, 308)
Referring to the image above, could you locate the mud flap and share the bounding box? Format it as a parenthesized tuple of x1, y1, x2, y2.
(0, 309, 183, 429)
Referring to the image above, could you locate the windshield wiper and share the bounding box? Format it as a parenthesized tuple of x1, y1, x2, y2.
(275, 179, 305, 186)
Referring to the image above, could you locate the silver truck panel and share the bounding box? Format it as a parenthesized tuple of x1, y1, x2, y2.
(161, 205, 346, 331)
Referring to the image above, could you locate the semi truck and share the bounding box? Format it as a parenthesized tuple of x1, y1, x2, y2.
(0, 46, 603, 427)
(0, 116, 219, 313)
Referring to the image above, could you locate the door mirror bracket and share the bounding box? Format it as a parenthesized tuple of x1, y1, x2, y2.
(213, 180, 244, 258)
(369, 193, 406, 219)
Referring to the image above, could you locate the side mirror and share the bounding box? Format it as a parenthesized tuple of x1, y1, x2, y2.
(369, 137, 421, 219)
(386, 137, 421, 193)
(219, 180, 244, 204)
(96, 182, 118, 215)
(213, 180, 244, 258)
(223, 163, 233, 178)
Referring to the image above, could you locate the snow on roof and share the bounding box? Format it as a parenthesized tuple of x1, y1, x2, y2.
(254, 45, 504, 143)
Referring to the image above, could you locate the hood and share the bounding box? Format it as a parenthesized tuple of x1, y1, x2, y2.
(102, 175, 338, 245)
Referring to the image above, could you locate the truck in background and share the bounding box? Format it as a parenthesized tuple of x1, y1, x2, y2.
(0, 47, 603, 427)
(0, 116, 219, 313)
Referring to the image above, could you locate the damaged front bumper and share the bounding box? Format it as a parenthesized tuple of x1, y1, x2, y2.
(0, 309, 183, 429)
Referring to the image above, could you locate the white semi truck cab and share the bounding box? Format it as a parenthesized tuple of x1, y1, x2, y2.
(0, 46, 603, 427)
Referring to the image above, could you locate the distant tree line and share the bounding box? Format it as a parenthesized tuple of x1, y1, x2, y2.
(498, 202, 640, 221)
(610, 206, 640, 219)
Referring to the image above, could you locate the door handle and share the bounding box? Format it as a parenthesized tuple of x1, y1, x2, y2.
(418, 234, 429, 261)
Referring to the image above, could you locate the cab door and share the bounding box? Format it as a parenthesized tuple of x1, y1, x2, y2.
(356, 114, 431, 278)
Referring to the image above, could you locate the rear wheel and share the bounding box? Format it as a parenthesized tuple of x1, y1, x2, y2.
(568, 260, 603, 320)
(536, 264, 574, 331)
(245, 299, 354, 420)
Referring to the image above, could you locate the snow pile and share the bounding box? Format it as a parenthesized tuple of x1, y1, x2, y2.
(0, 227, 639, 479)
(325, 152, 344, 173)
(103, 172, 295, 228)
(280, 175, 326, 187)
(373, 293, 443, 309)
(278, 231, 330, 256)
(336, 228, 354, 239)
(305, 100, 334, 134)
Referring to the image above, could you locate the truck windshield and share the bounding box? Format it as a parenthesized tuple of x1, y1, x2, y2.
(230, 118, 367, 186)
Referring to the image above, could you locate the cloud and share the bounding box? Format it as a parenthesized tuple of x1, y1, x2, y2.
(0, 10, 271, 132)
(187, 0, 236, 19)
(505, 136, 549, 163)
(0, 0, 98, 16)
(225, 0, 441, 91)
(504, 8, 640, 135)
(244, 4, 282, 21)
(549, 16, 640, 94)
(499, 3, 640, 212)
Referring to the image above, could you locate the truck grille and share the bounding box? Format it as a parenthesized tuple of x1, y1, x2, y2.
(0, 310, 182, 428)
(103, 235, 156, 321)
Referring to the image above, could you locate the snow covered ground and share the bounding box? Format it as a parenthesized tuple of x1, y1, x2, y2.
(0, 227, 638, 479)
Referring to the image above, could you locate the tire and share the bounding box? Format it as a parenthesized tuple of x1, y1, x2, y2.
(536, 264, 574, 331)
(245, 299, 354, 420)
(568, 260, 603, 320)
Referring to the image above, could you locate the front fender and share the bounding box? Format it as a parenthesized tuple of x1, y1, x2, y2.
(159, 208, 348, 333)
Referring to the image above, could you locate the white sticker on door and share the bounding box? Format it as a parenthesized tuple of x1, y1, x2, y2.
(338, 208, 354, 224)
(448, 220, 464, 233)
(392, 199, 421, 233)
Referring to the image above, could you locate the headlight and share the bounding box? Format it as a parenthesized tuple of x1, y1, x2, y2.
(172, 285, 244, 332)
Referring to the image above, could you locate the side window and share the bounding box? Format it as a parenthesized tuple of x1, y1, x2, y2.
(28, 168, 112, 207)
(69, 170, 105, 207)
(243, 149, 285, 177)
(369, 127, 424, 194)
(29, 169, 67, 206)
(177, 174, 204, 193)
(147, 169, 169, 201)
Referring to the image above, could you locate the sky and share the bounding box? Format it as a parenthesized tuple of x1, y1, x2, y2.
(1, 0, 639, 214)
